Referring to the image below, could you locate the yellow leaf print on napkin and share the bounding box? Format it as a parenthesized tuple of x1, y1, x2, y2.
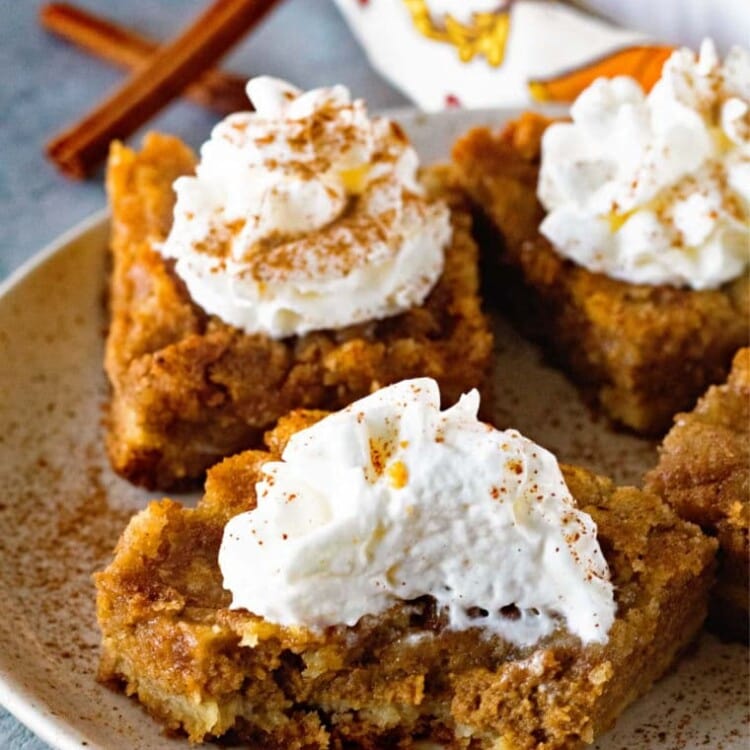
(402, 0, 511, 66)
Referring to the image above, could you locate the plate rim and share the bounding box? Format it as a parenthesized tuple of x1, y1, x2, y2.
(0, 208, 109, 300)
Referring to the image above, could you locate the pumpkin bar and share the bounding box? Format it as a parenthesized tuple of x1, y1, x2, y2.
(646, 347, 749, 642)
(452, 113, 749, 435)
(104, 134, 492, 489)
(96, 409, 716, 749)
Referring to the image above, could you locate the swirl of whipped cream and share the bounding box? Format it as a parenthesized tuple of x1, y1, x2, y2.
(538, 40, 750, 290)
(159, 77, 451, 338)
(219, 378, 616, 647)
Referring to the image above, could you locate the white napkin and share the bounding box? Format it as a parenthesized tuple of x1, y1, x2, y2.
(574, 0, 749, 54)
(332, 0, 742, 110)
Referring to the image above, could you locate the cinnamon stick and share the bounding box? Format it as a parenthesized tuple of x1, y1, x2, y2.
(46, 0, 281, 178)
(40, 3, 249, 115)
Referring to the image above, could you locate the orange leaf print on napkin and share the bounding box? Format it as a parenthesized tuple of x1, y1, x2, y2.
(529, 44, 675, 103)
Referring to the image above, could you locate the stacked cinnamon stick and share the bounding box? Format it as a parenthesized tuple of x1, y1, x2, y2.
(43, 0, 282, 178)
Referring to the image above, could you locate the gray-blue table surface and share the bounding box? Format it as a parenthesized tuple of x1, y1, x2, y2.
(0, 1, 406, 747)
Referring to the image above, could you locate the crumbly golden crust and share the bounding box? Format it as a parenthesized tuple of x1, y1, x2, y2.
(96, 412, 716, 748)
(105, 134, 493, 489)
(646, 348, 749, 641)
(452, 113, 750, 435)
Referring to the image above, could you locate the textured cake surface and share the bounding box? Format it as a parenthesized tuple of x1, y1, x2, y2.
(452, 113, 750, 435)
(96, 410, 716, 749)
(646, 348, 749, 641)
(105, 135, 492, 489)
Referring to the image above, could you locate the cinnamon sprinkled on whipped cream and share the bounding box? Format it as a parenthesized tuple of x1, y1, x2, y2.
(219, 379, 616, 647)
(159, 77, 451, 337)
(538, 40, 750, 290)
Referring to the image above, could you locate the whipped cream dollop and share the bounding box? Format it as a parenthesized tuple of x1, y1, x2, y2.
(538, 40, 750, 289)
(219, 379, 616, 647)
(159, 77, 450, 338)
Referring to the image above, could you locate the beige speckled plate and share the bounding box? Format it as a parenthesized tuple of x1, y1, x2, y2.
(0, 109, 747, 750)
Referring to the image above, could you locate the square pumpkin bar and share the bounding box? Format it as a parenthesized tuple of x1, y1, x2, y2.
(452, 113, 749, 435)
(104, 133, 491, 489)
(96, 407, 716, 749)
(646, 348, 749, 642)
